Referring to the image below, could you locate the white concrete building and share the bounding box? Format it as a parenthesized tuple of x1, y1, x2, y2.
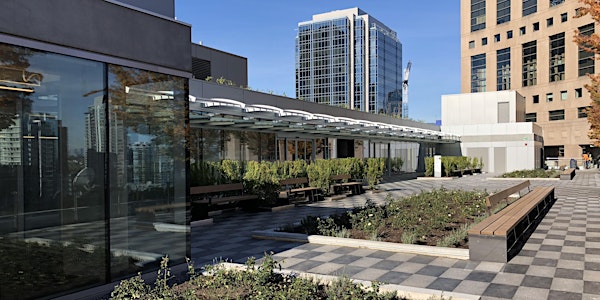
(441, 91, 543, 173)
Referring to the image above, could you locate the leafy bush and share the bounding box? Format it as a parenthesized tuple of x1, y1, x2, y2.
(365, 158, 386, 189)
(424, 156, 482, 177)
(425, 157, 434, 177)
(306, 159, 334, 193)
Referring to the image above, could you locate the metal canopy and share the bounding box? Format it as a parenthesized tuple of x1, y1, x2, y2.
(189, 97, 460, 143)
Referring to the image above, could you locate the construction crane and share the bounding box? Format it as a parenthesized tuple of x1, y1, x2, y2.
(402, 61, 412, 119)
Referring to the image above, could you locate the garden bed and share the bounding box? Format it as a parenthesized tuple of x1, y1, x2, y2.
(497, 169, 560, 179)
(277, 189, 489, 248)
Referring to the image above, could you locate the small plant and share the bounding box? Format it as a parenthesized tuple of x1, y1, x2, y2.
(110, 254, 402, 299)
(401, 230, 418, 244)
(436, 224, 470, 247)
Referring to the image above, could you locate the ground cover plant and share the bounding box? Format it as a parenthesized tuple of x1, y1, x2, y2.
(280, 189, 489, 248)
(499, 169, 560, 178)
(111, 254, 404, 300)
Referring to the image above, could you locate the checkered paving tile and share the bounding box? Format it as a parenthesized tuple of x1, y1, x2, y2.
(189, 169, 600, 299)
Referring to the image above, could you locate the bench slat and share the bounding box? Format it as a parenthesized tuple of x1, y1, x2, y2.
(492, 188, 552, 235)
(485, 180, 530, 213)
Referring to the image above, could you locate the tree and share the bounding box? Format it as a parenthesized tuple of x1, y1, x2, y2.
(574, 0, 600, 146)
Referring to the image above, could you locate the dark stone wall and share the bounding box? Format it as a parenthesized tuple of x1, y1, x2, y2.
(0, 0, 190, 72)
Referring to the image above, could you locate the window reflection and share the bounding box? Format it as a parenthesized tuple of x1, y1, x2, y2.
(0, 43, 106, 299)
(108, 65, 187, 277)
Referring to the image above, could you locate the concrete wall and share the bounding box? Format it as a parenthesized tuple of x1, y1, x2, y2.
(0, 0, 191, 72)
(441, 91, 524, 126)
(442, 122, 543, 173)
(192, 44, 248, 86)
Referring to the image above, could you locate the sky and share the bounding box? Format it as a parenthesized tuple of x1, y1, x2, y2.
(175, 1, 461, 123)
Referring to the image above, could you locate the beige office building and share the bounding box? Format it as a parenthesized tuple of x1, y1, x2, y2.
(460, 0, 598, 166)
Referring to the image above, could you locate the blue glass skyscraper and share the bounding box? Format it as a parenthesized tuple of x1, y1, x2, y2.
(296, 8, 403, 116)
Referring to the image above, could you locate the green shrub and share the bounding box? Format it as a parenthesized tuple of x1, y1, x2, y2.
(243, 161, 280, 206)
(425, 157, 434, 177)
(306, 159, 333, 193)
(365, 158, 385, 189)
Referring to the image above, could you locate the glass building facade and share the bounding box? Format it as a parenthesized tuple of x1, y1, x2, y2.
(0, 43, 188, 299)
(296, 8, 402, 116)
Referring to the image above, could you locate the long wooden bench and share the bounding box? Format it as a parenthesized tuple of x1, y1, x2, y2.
(469, 181, 555, 262)
(190, 183, 258, 218)
(279, 177, 320, 202)
(330, 174, 364, 195)
(484, 180, 531, 215)
(560, 168, 576, 180)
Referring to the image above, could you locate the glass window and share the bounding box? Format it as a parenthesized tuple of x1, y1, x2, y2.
(507, 30, 513, 39)
(561, 12, 568, 22)
(520, 26, 526, 35)
(482, 37, 488, 45)
(561, 90, 567, 100)
(533, 22, 540, 31)
(533, 95, 540, 103)
(522, 41, 537, 86)
(547, 18, 553, 27)
(469, 40, 475, 48)
(108, 65, 187, 278)
(575, 88, 583, 98)
(550, 0, 564, 7)
(559, 146, 564, 157)
(547, 93, 554, 102)
(578, 106, 590, 118)
(523, 0, 537, 16)
(471, 0, 487, 32)
(471, 53, 487, 92)
(497, 48, 511, 90)
(0, 43, 107, 299)
(549, 32, 565, 82)
(497, 0, 511, 24)
(578, 23, 595, 77)
(525, 112, 537, 122)
(494, 34, 501, 42)
(549, 109, 565, 120)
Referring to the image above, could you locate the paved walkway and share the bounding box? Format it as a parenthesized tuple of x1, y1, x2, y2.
(191, 169, 600, 299)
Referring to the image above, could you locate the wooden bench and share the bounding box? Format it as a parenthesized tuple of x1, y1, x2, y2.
(484, 180, 531, 215)
(279, 177, 320, 202)
(190, 183, 258, 218)
(560, 168, 576, 180)
(330, 174, 364, 195)
(468, 181, 555, 262)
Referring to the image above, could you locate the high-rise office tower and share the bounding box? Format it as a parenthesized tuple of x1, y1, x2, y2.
(296, 8, 403, 115)
(461, 0, 598, 163)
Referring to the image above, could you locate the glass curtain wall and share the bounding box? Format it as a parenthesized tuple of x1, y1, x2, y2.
(107, 65, 187, 278)
(0, 43, 107, 299)
(0, 43, 188, 299)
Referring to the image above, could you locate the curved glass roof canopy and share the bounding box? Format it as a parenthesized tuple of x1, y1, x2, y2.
(190, 97, 460, 143)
